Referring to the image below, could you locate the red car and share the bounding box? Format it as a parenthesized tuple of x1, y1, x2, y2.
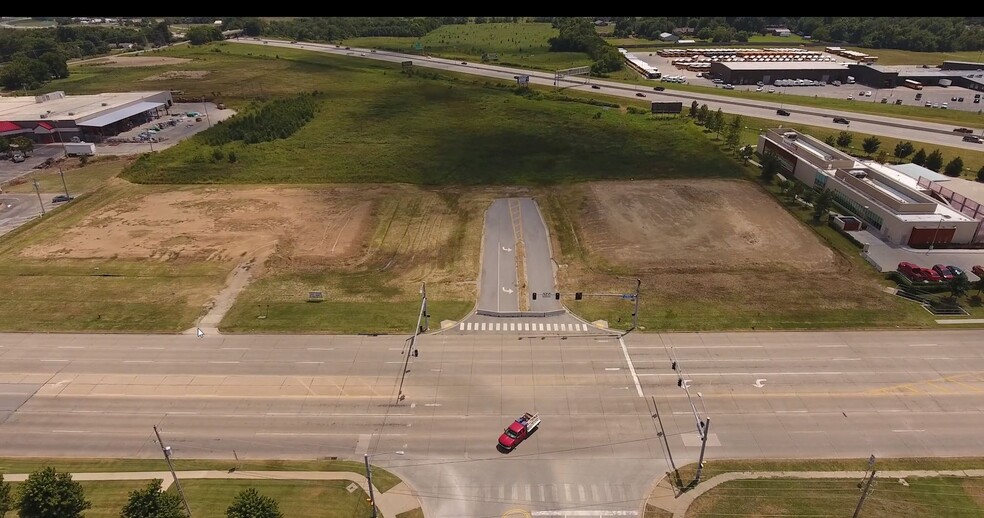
(498, 412, 540, 451)
(898, 262, 941, 283)
(932, 264, 955, 281)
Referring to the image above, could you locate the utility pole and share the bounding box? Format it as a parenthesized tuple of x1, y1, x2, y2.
(853, 455, 877, 518)
(632, 278, 641, 330)
(364, 453, 378, 518)
(32, 178, 45, 216)
(58, 166, 70, 199)
(154, 426, 193, 517)
(853, 468, 877, 518)
(202, 96, 211, 128)
(695, 417, 710, 483)
(421, 282, 428, 333)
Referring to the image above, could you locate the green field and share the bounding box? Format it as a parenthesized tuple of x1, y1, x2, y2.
(1, 36, 980, 333)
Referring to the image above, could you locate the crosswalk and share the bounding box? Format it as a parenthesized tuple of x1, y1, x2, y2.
(452, 481, 643, 515)
(456, 321, 595, 333)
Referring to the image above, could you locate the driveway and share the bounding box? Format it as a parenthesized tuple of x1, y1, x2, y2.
(849, 228, 984, 280)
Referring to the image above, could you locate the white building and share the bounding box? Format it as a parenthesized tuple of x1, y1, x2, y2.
(757, 128, 981, 247)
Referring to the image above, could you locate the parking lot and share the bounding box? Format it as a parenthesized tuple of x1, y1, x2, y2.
(635, 50, 984, 115)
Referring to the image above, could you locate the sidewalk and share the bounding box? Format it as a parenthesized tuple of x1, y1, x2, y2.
(645, 469, 984, 517)
(1, 470, 422, 518)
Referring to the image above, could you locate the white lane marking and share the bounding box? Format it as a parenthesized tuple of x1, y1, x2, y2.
(818, 345, 848, 348)
(52, 430, 87, 433)
(208, 361, 240, 364)
(221, 347, 248, 350)
(424, 403, 441, 407)
(40, 359, 69, 362)
(58, 346, 84, 349)
(909, 344, 938, 347)
(138, 347, 164, 350)
(459, 322, 464, 330)
(833, 358, 861, 361)
(605, 368, 621, 371)
(776, 410, 808, 413)
(257, 432, 407, 436)
(296, 361, 324, 364)
(618, 335, 644, 398)
(124, 360, 152, 363)
(308, 348, 334, 351)
(637, 371, 846, 376)
(634, 345, 762, 349)
(892, 429, 925, 433)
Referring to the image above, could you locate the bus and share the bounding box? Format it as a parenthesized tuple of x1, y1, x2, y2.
(903, 79, 923, 90)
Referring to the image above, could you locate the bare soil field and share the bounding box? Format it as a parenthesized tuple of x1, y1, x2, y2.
(19, 185, 371, 272)
(547, 179, 906, 330)
(85, 56, 193, 67)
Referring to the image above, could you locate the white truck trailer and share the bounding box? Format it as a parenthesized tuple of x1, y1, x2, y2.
(64, 142, 96, 156)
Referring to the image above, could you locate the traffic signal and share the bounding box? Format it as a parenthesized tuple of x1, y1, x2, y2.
(575, 292, 583, 300)
(532, 293, 537, 300)
(555, 293, 560, 300)
(671, 361, 677, 370)
(677, 378, 683, 387)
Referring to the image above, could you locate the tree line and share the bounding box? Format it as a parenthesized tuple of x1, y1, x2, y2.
(610, 17, 984, 52)
(0, 469, 285, 518)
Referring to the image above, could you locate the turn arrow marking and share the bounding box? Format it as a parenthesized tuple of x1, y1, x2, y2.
(754, 378, 767, 388)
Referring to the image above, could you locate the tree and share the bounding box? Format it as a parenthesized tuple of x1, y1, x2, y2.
(813, 189, 834, 222)
(726, 115, 742, 149)
(894, 141, 915, 160)
(689, 100, 698, 118)
(226, 488, 283, 518)
(712, 108, 725, 137)
(947, 276, 971, 301)
(835, 131, 853, 148)
(824, 135, 836, 146)
(912, 148, 927, 166)
(738, 144, 753, 162)
(17, 467, 91, 518)
(121, 479, 187, 518)
(861, 136, 881, 156)
(943, 157, 964, 177)
(759, 150, 780, 184)
(977, 166, 984, 183)
(925, 149, 944, 172)
(697, 104, 710, 125)
(776, 179, 791, 195)
(0, 474, 12, 517)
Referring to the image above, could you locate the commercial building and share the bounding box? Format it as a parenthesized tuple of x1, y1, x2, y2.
(757, 128, 981, 247)
(710, 61, 850, 85)
(0, 90, 174, 144)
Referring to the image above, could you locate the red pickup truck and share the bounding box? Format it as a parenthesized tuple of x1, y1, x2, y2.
(498, 412, 540, 451)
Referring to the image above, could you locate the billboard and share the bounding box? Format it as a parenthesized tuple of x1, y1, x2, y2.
(651, 101, 683, 114)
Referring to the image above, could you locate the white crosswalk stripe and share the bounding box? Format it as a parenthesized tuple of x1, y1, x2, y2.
(451, 321, 600, 334)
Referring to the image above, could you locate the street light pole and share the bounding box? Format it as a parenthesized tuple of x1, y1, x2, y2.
(202, 96, 211, 128)
(58, 166, 70, 199)
(154, 426, 193, 517)
(32, 178, 45, 216)
(927, 214, 944, 255)
(695, 417, 711, 483)
(364, 451, 404, 518)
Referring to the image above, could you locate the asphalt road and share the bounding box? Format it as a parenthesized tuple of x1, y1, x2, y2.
(478, 199, 520, 313)
(3, 329, 983, 517)
(476, 198, 560, 316)
(229, 38, 984, 152)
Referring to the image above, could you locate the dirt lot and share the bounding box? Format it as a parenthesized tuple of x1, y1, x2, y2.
(551, 179, 894, 328)
(578, 179, 833, 269)
(83, 56, 193, 68)
(19, 184, 372, 274)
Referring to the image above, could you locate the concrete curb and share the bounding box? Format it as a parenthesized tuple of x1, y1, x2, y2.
(644, 469, 984, 517)
(1, 470, 423, 518)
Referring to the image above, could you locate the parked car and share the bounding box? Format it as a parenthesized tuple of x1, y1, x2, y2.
(932, 264, 955, 281)
(898, 262, 942, 283)
(776, 109, 790, 116)
(833, 117, 850, 124)
(51, 194, 73, 203)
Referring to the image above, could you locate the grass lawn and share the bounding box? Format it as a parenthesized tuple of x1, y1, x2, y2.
(687, 477, 984, 517)
(2, 156, 129, 195)
(0, 458, 402, 493)
(2, 479, 375, 518)
(180, 479, 372, 518)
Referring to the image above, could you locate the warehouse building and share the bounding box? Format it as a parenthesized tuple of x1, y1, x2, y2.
(709, 61, 850, 85)
(757, 128, 981, 247)
(0, 90, 174, 144)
